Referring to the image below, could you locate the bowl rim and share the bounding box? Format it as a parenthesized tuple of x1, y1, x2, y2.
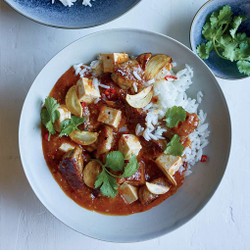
(3, 0, 141, 29)
(189, 0, 250, 80)
(18, 28, 232, 242)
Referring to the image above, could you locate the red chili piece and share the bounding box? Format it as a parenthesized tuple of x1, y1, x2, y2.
(124, 160, 129, 163)
(104, 88, 115, 96)
(44, 133, 49, 141)
(201, 155, 207, 162)
(81, 102, 87, 108)
(165, 75, 178, 81)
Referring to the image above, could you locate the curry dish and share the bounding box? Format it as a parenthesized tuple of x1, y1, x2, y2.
(41, 52, 201, 215)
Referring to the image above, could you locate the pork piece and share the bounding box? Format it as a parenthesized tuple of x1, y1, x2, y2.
(83, 105, 101, 131)
(59, 147, 84, 188)
(136, 53, 152, 70)
(140, 138, 167, 159)
(171, 112, 199, 136)
(111, 60, 144, 90)
(117, 163, 145, 186)
(96, 125, 114, 155)
(138, 177, 169, 205)
(123, 106, 146, 132)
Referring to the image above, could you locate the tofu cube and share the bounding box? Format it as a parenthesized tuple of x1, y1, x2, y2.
(59, 143, 75, 152)
(120, 182, 138, 204)
(118, 134, 142, 160)
(155, 154, 183, 185)
(54, 105, 71, 132)
(77, 77, 100, 103)
(97, 106, 122, 128)
(101, 53, 129, 73)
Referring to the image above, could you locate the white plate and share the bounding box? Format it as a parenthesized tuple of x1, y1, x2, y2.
(19, 29, 231, 242)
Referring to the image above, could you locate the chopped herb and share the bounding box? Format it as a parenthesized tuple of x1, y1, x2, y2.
(121, 155, 139, 178)
(40, 97, 60, 141)
(105, 151, 124, 172)
(59, 116, 85, 137)
(94, 169, 118, 198)
(95, 151, 139, 198)
(164, 134, 184, 156)
(196, 5, 250, 76)
(164, 106, 186, 128)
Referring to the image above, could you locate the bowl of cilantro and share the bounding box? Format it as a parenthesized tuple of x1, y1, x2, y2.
(190, 0, 250, 79)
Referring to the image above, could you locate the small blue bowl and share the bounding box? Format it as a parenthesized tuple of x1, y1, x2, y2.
(4, 0, 141, 29)
(190, 0, 250, 80)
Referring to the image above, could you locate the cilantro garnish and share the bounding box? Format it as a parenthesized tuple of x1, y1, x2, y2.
(94, 151, 139, 198)
(196, 5, 250, 76)
(164, 106, 186, 128)
(59, 116, 85, 137)
(164, 134, 184, 156)
(41, 97, 60, 141)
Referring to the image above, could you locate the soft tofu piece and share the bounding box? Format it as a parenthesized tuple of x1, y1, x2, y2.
(54, 105, 71, 132)
(97, 106, 122, 128)
(120, 182, 138, 204)
(101, 53, 129, 73)
(117, 164, 145, 186)
(59, 143, 75, 152)
(155, 154, 183, 186)
(118, 134, 142, 160)
(77, 77, 100, 103)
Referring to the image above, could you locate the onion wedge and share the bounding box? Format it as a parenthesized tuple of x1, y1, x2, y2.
(145, 54, 172, 81)
(65, 85, 82, 117)
(69, 130, 98, 145)
(146, 182, 170, 195)
(126, 86, 153, 108)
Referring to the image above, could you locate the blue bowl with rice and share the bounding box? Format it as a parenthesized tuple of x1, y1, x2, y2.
(4, 0, 141, 28)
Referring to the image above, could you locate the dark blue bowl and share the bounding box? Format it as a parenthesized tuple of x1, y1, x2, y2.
(190, 0, 250, 80)
(4, 0, 141, 29)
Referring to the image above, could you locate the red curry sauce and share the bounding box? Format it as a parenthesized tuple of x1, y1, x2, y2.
(42, 67, 187, 215)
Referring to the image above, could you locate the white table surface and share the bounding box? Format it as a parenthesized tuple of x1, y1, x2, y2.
(1, 0, 250, 249)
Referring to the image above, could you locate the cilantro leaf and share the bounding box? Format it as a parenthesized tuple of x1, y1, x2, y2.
(95, 169, 118, 198)
(105, 151, 124, 172)
(44, 96, 60, 123)
(93, 151, 140, 198)
(230, 15, 247, 38)
(121, 155, 139, 178)
(164, 134, 184, 156)
(59, 116, 85, 137)
(237, 61, 250, 76)
(197, 41, 213, 59)
(164, 106, 186, 128)
(41, 97, 60, 140)
(196, 4, 250, 76)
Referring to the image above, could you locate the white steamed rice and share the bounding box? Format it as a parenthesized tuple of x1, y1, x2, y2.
(52, 0, 94, 7)
(73, 56, 210, 175)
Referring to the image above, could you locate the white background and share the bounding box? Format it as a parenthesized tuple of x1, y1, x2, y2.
(0, 0, 250, 249)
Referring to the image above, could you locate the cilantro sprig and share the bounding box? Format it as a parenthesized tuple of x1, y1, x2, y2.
(164, 134, 184, 156)
(41, 97, 60, 140)
(94, 152, 139, 198)
(164, 106, 186, 128)
(196, 5, 250, 76)
(59, 116, 85, 137)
